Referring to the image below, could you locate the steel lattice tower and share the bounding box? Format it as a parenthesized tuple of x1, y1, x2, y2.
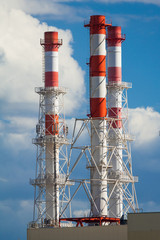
(106, 26, 138, 218)
(30, 32, 71, 227)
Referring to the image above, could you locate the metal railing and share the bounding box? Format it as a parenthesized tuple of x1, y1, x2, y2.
(106, 81, 132, 89)
(35, 86, 67, 94)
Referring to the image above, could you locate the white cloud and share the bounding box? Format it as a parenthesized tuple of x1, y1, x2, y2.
(129, 107, 160, 148)
(0, 199, 32, 214)
(128, 108, 160, 172)
(1, 0, 88, 21)
(0, 199, 33, 237)
(0, 177, 8, 183)
(0, 116, 36, 151)
(96, 0, 160, 6)
(139, 201, 160, 212)
(0, 3, 85, 116)
(3, 133, 32, 151)
(73, 209, 90, 217)
(0, 116, 36, 133)
(72, 199, 90, 216)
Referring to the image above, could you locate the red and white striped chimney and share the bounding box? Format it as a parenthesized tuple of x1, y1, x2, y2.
(85, 15, 110, 217)
(43, 31, 62, 224)
(89, 15, 107, 118)
(45, 32, 59, 136)
(107, 26, 125, 218)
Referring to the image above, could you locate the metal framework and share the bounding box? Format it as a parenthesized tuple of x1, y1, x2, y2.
(106, 82, 138, 217)
(60, 216, 120, 227)
(30, 81, 72, 227)
(60, 81, 138, 221)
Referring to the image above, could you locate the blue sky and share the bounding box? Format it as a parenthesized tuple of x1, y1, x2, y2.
(0, 0, 160, 239)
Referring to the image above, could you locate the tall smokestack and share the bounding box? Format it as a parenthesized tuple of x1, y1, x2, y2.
(107, 26, 124, 218)
(85, 15, 109, 217)
(30, 31, 72, 227)
(44, 31, 61, 225)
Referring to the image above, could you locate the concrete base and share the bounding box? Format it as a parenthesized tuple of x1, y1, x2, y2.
(28, 212, 160, 240)
(27, 225, 127, 240)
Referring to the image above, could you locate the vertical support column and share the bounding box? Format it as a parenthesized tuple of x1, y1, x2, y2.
(107, 26, 125, 218)
(85, 15, 108, 217)
(44, 32, 61, 225)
